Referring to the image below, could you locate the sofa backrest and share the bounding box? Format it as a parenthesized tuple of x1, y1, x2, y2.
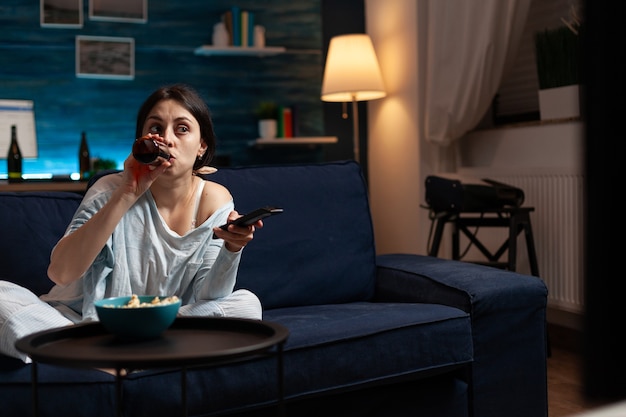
(0, 161, 377, 310)
(0, 191, 82, 296)
(208, 161, 377, 309)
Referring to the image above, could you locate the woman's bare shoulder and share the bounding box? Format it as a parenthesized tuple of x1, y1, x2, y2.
(198, 178, 233, 214)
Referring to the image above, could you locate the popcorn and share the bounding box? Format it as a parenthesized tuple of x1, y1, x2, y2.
(105, 294, 180, 308)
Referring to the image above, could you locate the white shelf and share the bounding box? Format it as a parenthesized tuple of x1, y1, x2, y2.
(194, 46, 286, 56)
(252, 137, 338, 146)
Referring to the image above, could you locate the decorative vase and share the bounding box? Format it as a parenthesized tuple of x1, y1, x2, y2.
(212, 22, 229, 47)
(258, 119, 277, 139)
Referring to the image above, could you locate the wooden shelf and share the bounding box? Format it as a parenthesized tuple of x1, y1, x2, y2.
(251, 137, 337, 147)
(194, 46, 286, 56)
(0, 180, 87, 193)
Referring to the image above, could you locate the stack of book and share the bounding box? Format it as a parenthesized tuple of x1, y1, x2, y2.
(221, 7, 256, 47)
(277, 105, 296, 138)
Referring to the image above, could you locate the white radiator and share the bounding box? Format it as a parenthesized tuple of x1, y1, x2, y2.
(457, 168, 585, 314)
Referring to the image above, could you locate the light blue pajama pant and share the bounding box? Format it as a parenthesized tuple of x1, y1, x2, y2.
(0, 280, 262, 363)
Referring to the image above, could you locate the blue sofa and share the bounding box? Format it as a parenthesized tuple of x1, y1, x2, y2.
(0, 160, 548, 417)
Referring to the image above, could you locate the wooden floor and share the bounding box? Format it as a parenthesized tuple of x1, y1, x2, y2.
(547, 326, 613, 416)
(549, 346, 596, 416)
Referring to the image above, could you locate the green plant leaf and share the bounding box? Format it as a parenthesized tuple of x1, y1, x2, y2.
(534, 26, 580, 89)
(254, 101, 278, 119)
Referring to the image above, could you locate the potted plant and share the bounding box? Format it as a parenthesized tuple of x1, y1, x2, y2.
(255, 101, 278, 139)
(534, 4, 582, 120)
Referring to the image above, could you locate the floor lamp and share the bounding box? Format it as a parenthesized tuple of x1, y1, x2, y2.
(321, 34, 386, 163)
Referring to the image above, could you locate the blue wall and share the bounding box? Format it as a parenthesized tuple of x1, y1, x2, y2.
(1, 0, 326, 176)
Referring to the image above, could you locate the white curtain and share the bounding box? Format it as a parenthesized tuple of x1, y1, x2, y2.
(423, 0, 531, 152)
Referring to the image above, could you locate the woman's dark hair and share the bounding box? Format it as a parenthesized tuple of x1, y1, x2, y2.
(136, 84, 216, 170)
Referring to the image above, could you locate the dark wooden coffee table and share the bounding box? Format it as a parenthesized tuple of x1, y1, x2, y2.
(15, 317, 289, 417)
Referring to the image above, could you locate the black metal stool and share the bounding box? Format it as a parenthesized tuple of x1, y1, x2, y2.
(427, 206, 539, 277)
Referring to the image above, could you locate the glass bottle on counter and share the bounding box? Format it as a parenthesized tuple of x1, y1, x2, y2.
(7, 125, 23, 183)
(79, 131, 91, 180)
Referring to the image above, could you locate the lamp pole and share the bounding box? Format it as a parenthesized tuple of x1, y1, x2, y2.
(351, 94, 360, 163)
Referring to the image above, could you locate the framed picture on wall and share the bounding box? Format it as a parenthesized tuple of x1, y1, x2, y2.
(89, 0, 147, 23)
(41, 0, 83, 28)
(76, 36, 135, 80)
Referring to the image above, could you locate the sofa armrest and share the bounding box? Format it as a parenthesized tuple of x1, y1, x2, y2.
(375, 255, 471, 311)
(375, 253, 549, 417)
(375, 254, 547, 315)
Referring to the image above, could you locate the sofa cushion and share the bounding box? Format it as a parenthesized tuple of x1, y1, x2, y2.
(265, 302, 472, 387)
(0, 192, 82, 296)
(0, 301, 471, 416)
(209, 161, 377, 309)
(119, 302, 473, 415)
(124, 302, 471, 415)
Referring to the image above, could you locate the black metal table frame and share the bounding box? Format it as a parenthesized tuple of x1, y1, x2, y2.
(16, 317, 289, 417)
(428, 206, 540, 276)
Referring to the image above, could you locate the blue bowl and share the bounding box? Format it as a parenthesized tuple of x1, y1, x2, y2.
(94, 295, 181, 340)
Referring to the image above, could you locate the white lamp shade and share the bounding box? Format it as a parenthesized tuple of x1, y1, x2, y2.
(321, 34, 386, 102)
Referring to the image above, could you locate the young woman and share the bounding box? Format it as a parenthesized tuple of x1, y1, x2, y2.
(0, 84, 262, 362)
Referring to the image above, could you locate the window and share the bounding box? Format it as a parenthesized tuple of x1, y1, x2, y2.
(494, 0, 579, 124)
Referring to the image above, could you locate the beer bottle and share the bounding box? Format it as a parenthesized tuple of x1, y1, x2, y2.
(7, 125, 23, 183)
(79, 131, 91, 180)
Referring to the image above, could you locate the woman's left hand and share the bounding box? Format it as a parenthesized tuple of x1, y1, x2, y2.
(213, 211, 264, 252)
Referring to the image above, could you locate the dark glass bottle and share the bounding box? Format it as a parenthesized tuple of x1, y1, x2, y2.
(7, 125, 23, 183)
(79, 131, 91, 180)
(132, 136, 171, 165)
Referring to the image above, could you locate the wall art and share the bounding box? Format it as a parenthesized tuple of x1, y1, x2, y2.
(41, 0, 83, 28)
(89, 0, 147, 23)
(76, 36, 135, 80)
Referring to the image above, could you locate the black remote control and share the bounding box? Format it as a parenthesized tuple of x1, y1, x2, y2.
(213, 206, 283, 238)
